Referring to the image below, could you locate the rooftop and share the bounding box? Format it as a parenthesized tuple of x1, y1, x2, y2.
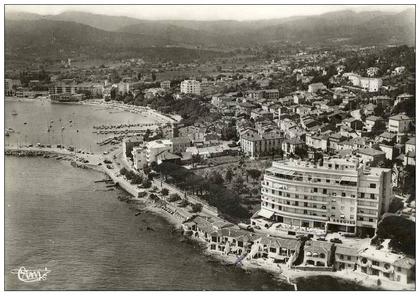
(389, 114, 412, 121)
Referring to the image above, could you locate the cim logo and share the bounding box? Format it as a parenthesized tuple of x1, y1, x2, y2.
(11, 266, 51, 283)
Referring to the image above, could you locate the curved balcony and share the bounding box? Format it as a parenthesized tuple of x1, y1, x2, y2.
(261, 191, 328, 209)
(262, 205, 327, 221)
(264, 174, 358, 191)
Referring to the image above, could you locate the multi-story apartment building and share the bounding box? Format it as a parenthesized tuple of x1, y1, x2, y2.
(5, 79, 21, 95)
(160, 80, 171, 89)
(145, 139, 173, 164)
(49, 79, 77, 94)
(388, 114, 412, 133)
(50, 80, 104, 97)
(360, 77, 382, 92)
(240, 129, 283, 158)
(180, 80, 201, 95)
(343, 73, 382, 92)
(257, 158, 393, 237)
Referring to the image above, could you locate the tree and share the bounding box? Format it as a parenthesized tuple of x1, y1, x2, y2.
(168, 193, 181, 202)
(294, 146, 308, 159)
(142, 178, 152, 188)
(247, 169, 262, 182)
(110, 87, 117, 100)
(161, 188, 169, 197)
(144, 129, 152, 142)
(123, 93, 134, 104)
(225, 169, 233, 183)
(192, 154, 202, 168)
(208, 170, 224, 185)
(178, 199, 189, 207)
(233, 176, 244, 194)
(191, 203, 203, 213)
(375, 214, 415, 257)
(143, 164, 151, 175)
(131, 173, 143, 185)
(110, 69, 121, 84)
(133, 92, 145, 106)
(120, 167, 128, 176)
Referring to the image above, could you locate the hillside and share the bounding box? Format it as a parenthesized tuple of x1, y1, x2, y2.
(5, 19, 229, 63)
(5, 8, 415, 63)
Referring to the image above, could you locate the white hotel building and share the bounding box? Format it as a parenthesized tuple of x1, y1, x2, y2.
(180, 80, 201, 95)
(255, 158, 392, 237)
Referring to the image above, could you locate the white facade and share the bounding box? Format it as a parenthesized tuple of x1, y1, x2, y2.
(160, 80, 171, 89)
(388, 114, 412, 133)
(117, 82, 130, 95)
(360, 77, 382, 92)
(145, 139, 173, 164)
(180, 80, 201, 95)
(259, 158, 392, 236)
(344, 73, 382, 92)
(132, 146, 147, 170)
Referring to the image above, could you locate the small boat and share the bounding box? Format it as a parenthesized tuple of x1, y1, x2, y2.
(61, 127, 65, 131)
(11, 110, 18, 116)
(23, 122, 27, 125)
(5, 132, 10, 136)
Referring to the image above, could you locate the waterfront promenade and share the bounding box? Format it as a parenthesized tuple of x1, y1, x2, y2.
(5, 145, 414, 291)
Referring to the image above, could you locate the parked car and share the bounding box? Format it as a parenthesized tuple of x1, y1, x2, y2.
(330, 238, 343, 244)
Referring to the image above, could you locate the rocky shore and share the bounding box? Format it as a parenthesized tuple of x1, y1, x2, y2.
(5, 147, 412, 291)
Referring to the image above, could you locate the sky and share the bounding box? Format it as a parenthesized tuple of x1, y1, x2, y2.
(6, 4, 410, 21)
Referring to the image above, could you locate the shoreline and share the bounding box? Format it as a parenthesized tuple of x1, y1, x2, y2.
(4, 149, 413, 291)
(5, 96, 179, 125)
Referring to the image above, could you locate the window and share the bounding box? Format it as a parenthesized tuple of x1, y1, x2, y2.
(342, 192, 346, 197)
(314, 188, 318, 193)
(370, 194, 375, 200)
(326, 179, 330, 183)
(304, 195, 308, 200)
(303, 210, 308, 214)
(294, 201, 298, 206)
(323, 189, 327, 194)
(304, 202, 308, 207)
(269, 247, 276, 253)
(340, 255, 344, 259)
(370, 183, 376, 188)
(361, 193, 365, 198)
(347, 256, 351, 260)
